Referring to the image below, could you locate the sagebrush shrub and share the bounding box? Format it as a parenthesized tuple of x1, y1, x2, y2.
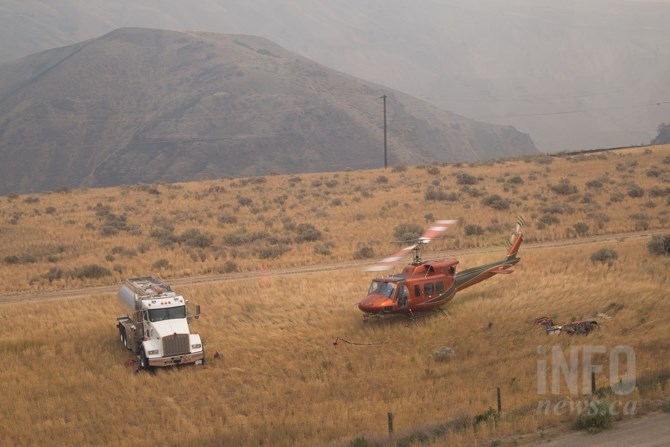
(549, 179, 578, 195)
(425, 166, 440, 175)
(294, 223, 322, 242)
(464, 224, 484, 236)
(647, 234, 670, 256)
(394, 223, 423, 242)
(590, 248, 618, 266)
(573, 222, 589, 236)
(178, 228, 213, 248)
(481, 194, 510, 210)
(574, 400, 613, 433)
(627, 184, 645, 198)
(354, 245, 374, 259)
(70, 264, 111, 279)
(151, 259, 171, 270)
(455, 171, 478, 185)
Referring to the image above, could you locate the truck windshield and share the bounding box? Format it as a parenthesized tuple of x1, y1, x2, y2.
(148, 305, 186, 322)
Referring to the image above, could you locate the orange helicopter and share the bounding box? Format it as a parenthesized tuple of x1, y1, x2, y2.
(358, 217, 525, 319)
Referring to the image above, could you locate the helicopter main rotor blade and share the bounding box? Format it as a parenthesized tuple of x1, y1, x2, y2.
(365, 244, 417, 271)
(365, 220, 456, 272)
(419, 220, 457, 243)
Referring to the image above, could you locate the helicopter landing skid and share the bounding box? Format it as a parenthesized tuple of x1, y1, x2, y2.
(406, 308, 448, 325)
(362, 312, 386, 322)
(362, 308, 448, 325)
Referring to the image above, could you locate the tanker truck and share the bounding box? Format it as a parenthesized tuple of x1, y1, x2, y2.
(116, 276, 204, 370)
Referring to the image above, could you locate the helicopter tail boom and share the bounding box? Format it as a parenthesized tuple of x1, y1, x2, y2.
(454, 257, 519, 291)
(455, 217, 525, 291)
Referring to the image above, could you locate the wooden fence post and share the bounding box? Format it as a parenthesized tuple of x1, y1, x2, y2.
(388, 411, 394, 438)
(591, 366, 596, 396)
(497, 386, 502, 417)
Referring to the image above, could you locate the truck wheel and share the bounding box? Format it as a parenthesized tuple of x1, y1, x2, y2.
(119, 328, 127, 349)
(139, 349, 152, 372)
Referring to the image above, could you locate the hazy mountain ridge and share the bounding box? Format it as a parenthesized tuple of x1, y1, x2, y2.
(0, 28, 537, 195)
(1, 0, 669, 152)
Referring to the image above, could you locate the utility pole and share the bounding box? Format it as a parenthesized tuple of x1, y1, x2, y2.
(380, 94, 387, 169)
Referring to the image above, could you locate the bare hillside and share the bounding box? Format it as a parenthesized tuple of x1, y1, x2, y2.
(0, 28, 537, 195)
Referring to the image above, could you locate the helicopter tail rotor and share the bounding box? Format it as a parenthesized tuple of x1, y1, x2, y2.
(505, 216, 525, 260)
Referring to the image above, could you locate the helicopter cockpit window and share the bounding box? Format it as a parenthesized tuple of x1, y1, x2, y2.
(378, 282, 397, 299)
(368, 280, 381, 295)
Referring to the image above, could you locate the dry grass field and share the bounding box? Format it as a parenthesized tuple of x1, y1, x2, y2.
(1, 145, 670, 446)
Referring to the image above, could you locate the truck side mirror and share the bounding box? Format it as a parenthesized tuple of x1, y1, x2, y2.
(194, 304, 200, 320)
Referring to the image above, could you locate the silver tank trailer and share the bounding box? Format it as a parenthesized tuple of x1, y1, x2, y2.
(117, 276, 175, 311)
(118, 284, 141, 311)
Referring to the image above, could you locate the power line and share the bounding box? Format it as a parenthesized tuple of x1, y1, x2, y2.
(472, 100, 670, 121)
(422, 87, 630, 104)
(381, 94, 387, 169)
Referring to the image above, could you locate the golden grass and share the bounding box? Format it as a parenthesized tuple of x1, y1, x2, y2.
(0, 145, 669, 294)
(0, 239, 668, 446)
(1, 145, 670, 446)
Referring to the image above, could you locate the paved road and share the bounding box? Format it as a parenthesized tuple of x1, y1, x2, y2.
(530, 413, 670, 447)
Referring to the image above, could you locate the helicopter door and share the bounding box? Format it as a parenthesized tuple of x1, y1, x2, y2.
(397, 285, 409, 308)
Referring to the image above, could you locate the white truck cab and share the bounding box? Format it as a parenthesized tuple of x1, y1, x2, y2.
(117, 276, 204, 370)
